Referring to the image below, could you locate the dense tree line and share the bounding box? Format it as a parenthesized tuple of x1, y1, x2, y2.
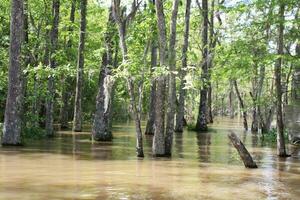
(0, 0, 299, 158)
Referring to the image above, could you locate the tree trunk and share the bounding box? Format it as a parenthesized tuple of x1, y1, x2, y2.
(229, 80, 235, 118)
(128, 79, 144, 157)
(175, 0, 191, 133)
(92, 8, 115, 142)
(60, 0, 76, 129)
(1, 0, 24, 145)
(275, 3, 288, 157)
(73, 0, 87, 132)
(207, 0, 216, 124)
(153, 0, 168, 156)
(228, 132, 257, 168)
(112, 0, 144, 157)
(145, 32, 158, 135)
(233, 80, 248, 131)
(45, 0, 60, 137)
(195, 0, 209, 132)
(165, 0, 179, 156)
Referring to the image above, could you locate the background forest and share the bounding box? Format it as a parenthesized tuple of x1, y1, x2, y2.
(0, 0, 300, 158)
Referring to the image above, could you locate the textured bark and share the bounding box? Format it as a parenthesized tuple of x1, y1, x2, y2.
(112, 0, 144, 157)
(275, 3, 288, 157)
(73, 0, 87, 132)
(128, 79, 144, 157)
(233, 80, 248, 131)
(195, 0, 209, 132)
(145, 0, 157, 135)
(165, 0, 180, 156)
(228, 132, 257, 168)
(45, 0, 60, 137)
(2, 0, 24, 145)
(175, 0, 191, 133)
(145, 42, 157, 135)
(153, 0, 167, 156)
(92, 9, 115, 142)
(60, 0, 76, 129)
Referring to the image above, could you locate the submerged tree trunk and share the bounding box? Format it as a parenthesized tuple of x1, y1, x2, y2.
(60, 0, 76, 129)
(1, 0, 24, 145)
(175, 0, 191, 133)
(275, 3, 288, 157)
(45, 0, 60, 137)
(153, 0, 167, 156)
(112, 0, 144, 157)
(73, 0, 87, 132)
(228, 132, 257, 168)
(165, 0, 179, 156)
(233, 80, 248, 131)
(195, 0, 209, 132)
(145, 41, 157, 135)
(92, 9, 115, 142)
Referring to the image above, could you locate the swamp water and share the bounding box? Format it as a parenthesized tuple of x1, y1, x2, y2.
(0, 118, 300, 199)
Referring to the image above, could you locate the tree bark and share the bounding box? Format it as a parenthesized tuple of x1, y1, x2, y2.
(207, 0, 215, 124)
(112, 0, 144, 157)
(73, 0, 87, 132)
(153, 0, 167, 156)
(2, 0, 24, 145)
(45, 0, 60, 137)
(165, 0, 180, 156)
(60, 0, 76, 129)
(92, 8, 115, 141)
(233, 80, 248, 131)
(275, 2, 288, 157)
(195, 0, 209, 132)
(145, 0, 157, 135)
(145, 42, 157, 135)
(228, 132, 257, 168)
(175, 0, 191, 133)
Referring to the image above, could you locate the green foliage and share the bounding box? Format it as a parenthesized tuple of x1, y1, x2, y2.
(22, 126, 47, 140)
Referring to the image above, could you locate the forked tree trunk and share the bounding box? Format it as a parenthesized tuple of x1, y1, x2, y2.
(112, 0, 144, 157)
(175, 0, 191, 133)
(233, 80, 248, 131)
(73, 0, 87, 132)
(45, 0, 60, 137)
(195, 0, 209, 132)
(2, 0, 24, 145)
(228, 132, 257, 168)
(165, 0, 180, 156)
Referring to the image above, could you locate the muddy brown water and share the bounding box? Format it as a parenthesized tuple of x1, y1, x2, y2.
(0, 117, 299, 199)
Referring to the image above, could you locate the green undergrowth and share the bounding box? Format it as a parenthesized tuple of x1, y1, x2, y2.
(260, 128, 289, 145)
(22, 126, 47, 140)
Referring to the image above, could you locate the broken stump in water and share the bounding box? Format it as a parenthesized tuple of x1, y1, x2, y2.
(228, 132, 258, 168)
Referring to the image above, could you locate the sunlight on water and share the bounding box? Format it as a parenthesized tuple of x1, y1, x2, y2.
(0, 117, 299, 199)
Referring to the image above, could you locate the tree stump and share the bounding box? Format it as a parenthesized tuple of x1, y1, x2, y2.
(228, 132, 258, 168)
